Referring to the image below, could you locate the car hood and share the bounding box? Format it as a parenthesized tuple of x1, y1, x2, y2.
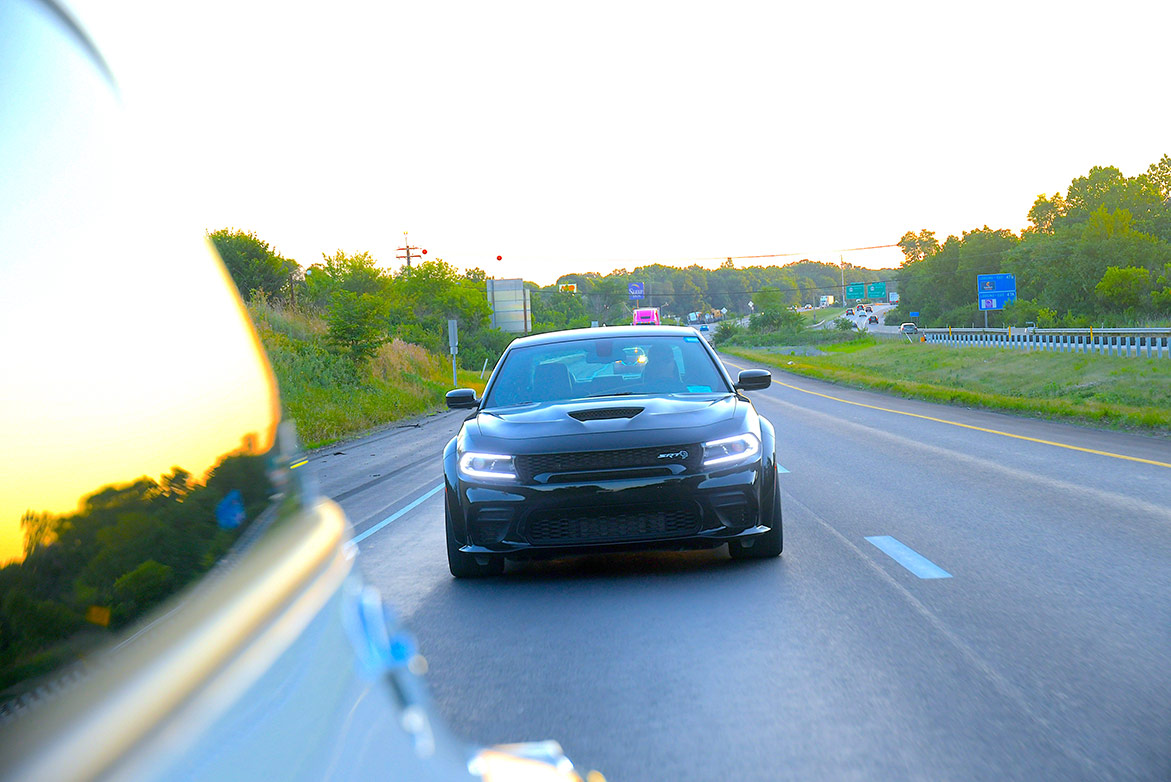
(469, 394, 745, 452)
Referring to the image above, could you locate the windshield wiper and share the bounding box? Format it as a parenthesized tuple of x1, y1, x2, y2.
(587, 391, 638, 397)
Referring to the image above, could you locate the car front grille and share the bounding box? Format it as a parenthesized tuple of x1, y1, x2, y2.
(515, 445, 700, 480)
(524, 505, 701, 545)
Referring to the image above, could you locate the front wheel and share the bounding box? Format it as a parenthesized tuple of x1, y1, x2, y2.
(729, 473, 783, 559)
(446, 496, 505, 578)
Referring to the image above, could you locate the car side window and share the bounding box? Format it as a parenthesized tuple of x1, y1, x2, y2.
(676, 338, 724, 392)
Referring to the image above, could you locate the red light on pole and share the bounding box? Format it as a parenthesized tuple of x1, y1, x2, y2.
(421, 249, 427, 255)
(496, 255, 502, 261)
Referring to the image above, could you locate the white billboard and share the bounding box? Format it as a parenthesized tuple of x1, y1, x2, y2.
(486, 278, 531, 334)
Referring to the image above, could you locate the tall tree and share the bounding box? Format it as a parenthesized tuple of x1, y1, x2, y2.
(308, 250, 388, 299)
(1146, 154, 1171, 202)
(325, 290, 386, 366)
(1065, 166, 1128, 218)
(898, 229, 940, 265)
(1095, 266, 1151, 312)
(1026, 193, 1066, 234)
(209, 228, 300, 302)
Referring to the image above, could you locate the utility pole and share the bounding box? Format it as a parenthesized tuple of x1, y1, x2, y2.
(396, 231, 426, 269)
(840, 255, 845, 306)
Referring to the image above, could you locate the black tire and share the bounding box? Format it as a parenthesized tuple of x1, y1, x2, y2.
(446, 497, 505, 578)
(729, 471, 783, 559)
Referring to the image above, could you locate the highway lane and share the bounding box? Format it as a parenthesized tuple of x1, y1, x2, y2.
(810, 302, 904, 336)
(310, 362, 1171, 780)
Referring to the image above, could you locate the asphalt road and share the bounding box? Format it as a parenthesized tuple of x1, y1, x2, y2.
(814, 302, 902, 335)
(310, 357, 1171, 781)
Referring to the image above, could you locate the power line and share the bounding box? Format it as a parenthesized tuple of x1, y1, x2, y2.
(714, 243, 900, 261)
(445, 242, 903, 271)
(613, 243, 900, 264)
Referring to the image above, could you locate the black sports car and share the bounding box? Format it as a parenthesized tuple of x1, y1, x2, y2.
(443, 326, 781, 577)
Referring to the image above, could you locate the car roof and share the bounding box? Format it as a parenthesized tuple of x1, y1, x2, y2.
(506, 325, 700, 348)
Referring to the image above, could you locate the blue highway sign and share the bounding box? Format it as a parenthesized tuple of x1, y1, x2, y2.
(977, 273, 1016, 311)
(628, 282, 644, 300)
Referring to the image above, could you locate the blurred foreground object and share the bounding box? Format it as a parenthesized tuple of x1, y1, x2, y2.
(0, 1, 591, 779)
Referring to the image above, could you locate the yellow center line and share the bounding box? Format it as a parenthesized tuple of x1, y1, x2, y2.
(722, 357, 1171, 469)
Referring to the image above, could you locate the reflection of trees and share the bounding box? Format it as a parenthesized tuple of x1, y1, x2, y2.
(19, 511, 56, 557)
(0, 452, 272, 695)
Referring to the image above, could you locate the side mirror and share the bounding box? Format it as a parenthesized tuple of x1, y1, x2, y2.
(446, 388, 479, 409)
(734, 369, 771, 391)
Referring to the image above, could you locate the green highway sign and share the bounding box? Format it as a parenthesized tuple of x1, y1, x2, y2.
(867, 281, 887, 299)
(845, 282, 864, 299)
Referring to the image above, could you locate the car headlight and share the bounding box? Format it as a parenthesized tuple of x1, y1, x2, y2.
(458, 452, 517, 481)
(702, 433, 760, 467)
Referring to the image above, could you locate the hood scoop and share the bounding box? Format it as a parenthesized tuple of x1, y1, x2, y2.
(568, 406, 644, 421)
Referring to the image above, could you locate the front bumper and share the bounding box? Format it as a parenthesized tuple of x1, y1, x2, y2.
(447, 460, 768, 557)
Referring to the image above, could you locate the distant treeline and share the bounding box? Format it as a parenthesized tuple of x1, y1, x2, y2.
(537, 260, 884, 329)
(209, 228, 891, 367)
(208, 235, 510, 372)
(891, 156, 1171, 328)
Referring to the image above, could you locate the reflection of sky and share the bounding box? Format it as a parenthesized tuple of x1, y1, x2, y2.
(0, 3, 279, 564)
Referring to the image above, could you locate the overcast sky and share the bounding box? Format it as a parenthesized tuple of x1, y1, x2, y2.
(68, 0, 1169, 285)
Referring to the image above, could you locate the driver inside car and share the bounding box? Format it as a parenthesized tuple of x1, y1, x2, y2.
(639, 344, 686, 393)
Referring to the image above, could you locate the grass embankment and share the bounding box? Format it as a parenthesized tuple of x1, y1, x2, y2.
(801, 307, 843, 324)
(247, 300, 487, 448)
(725, 338, 1171, 432)
(721, 325, 864, 349)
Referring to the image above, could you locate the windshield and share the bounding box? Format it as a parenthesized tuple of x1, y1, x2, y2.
(483, 334, 729, 407)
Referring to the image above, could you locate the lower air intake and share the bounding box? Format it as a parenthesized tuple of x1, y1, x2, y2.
(524, 505, 700, 545)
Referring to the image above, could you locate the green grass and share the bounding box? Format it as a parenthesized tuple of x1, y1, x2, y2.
(724, 341, 1171, 432)
(722, 328, 872, 349)
(820, 336, 878, 354)
(247, 300, 487, 448)
(801, 307, 843, 324)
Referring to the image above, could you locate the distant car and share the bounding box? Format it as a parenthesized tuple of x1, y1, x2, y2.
(699, 324, 709, 331)
(867, 315, 878, 324)
(845, 308, 854, 316)
(899, 322, 919, 334)
(864, 306, 873, 312)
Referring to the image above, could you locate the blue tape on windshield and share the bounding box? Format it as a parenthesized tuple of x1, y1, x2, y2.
(685, 336, 699, 342)
(686, 385, 711, 392)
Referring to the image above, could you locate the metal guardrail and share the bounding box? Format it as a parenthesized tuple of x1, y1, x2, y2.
(916, 327, 1171, 358)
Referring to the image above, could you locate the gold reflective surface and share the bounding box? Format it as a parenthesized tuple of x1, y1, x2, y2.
(0, 238, 287, 696)
(0, 0, 290, 702)
(1, 243, 281, 567)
